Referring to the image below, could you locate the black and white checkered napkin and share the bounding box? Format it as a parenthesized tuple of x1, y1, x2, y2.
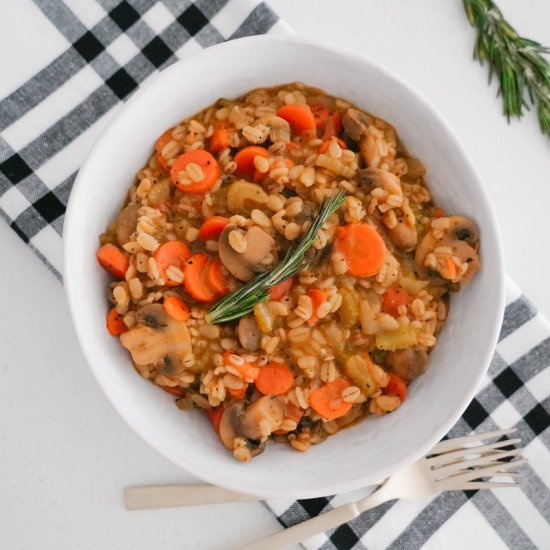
(0, 2, 548, 548)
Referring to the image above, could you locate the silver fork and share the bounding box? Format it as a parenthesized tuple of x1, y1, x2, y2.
(235, 428, 525, 550)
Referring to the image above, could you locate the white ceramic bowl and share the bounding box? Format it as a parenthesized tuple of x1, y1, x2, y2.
(64, 35, 504, 499)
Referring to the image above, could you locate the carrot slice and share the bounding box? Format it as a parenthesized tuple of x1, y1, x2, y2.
(322, 112, 342, 140)
(97, 244, 129, 279)
(382, 287, 412, 317)
(253, 157, 294, 183)
(234, 146, 269, 177)
(155, 128, 174, 173)
(161, 385, 185, 397)
(269, 278, 294, 301)
(205, 259, 229, 298)
(309, 378, 353, 419)
(170, 149, 220, 194)
(209, 123, 232, 153)
(274, 403, 304, 434)
(277, 104, 317, 134)
(310, 102, 329, 129)
(306, 288, 328, 326)
(163, 296, 190, 322)
(335, 223, 387, 278)
(319, 138, 347, 154)
(228, 385, 248, 399)
(207, 406, 224, 434)
(442, 257, 457, 280)
(223, 352, 260, 380)
(198, 216, 228, 241)
(255, 362, 294, 396)
(106, 306, 127, 336)
(184, 253, 217, 303)
(385, 374, 407, 402)
(154, 240, 191, 286)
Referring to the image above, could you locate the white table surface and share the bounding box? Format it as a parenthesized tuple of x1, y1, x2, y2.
(1, 1, 549, 549)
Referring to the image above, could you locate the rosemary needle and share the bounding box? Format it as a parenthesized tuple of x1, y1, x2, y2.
(205, 190, 346, 325)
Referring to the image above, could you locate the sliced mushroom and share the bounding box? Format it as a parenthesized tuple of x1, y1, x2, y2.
(386, 348, 429, 382)
(256, 115, 291, 143)
(218, 397, 284, 460)
(226, 180, 269, 216)
(240, 396, 284, 440)
(357, 168, 402, 196)
(120, 304, 191, 377)
(387, 210, 418, 251)
(342, 108, 369, 141)
(415, 215, 480, 284)
(218, 224, 276, 282)
(116, 204, 140, 246)
(237, 315, 262, 351)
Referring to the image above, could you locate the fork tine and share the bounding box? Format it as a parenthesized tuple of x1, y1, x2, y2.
(459, 481, 519, 490)
(430, 428, 516, 454)
(432, 449, 523, 476)
(440, 459, 528, 487)
(428, 438, 521, 466)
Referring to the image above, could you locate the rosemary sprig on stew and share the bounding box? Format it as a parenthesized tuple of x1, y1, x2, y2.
(463, 0, 550, 138)
(205, 190, 346, 324)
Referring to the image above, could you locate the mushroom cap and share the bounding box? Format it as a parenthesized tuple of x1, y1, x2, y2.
(218, 224, 276, 282)
(116, 204, 140, 246)
(120, 304, 191, 376)
(386, 348, 429, 382)
(237, 315, 262, 351)
(415, 215, 480, 281)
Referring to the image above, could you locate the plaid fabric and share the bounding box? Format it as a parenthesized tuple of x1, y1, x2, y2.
(1, 3, 549, 548)
(266, 279, 550, 549)
(0, 0, 288, 277)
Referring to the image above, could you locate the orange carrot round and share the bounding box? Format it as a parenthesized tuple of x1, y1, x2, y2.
(106, 306, 128, 336)
(234, 146, 269, 177)
(310, 102, 329, 129)
(154, 240, 191, 286)
(223, 352, 260, 380)
(209, 123, 232, 153)
(163, 295, 190, 322)
(155, 128, 174, 173)
(228, 385, 248, 399)
(274, 403, 304, 434)
(161, 385, 185, 397)
(198, 216, 228, 241)
(255, 362, 294, 396)
(385, 374, 407, 402)
(335, 223, 387, 277)
(184, 253, 217, 303)
(269, 278, 294, 301)
(207, 405, 224, 434)
(382, 287, 412, 317)
(277, 104, 316, 134)
(97, 243, 129, 279)
(306, 288, 328, 326)
(170, 149, 220, 194)
(319, 138, 347, 154)
(441, 257, 457, 280)
(309, 378, 353, 419)
(322, 112, 342, 140)
(205, 259, 229, 298)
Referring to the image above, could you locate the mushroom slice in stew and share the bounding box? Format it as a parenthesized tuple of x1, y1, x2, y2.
(120, 304, 191, 377)
(415, 215, 480, 284)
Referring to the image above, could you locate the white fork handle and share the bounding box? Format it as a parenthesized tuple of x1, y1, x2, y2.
(235, 488, 390, 550)
(124, 484, 258, 509)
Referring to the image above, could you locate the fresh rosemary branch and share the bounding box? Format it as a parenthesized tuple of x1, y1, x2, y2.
(205, 190, 346, 325)
(463, 0, 550, 137)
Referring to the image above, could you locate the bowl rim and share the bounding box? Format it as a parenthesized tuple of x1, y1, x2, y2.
(63, 33, 505, 498)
